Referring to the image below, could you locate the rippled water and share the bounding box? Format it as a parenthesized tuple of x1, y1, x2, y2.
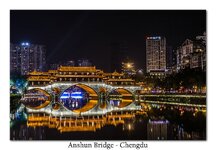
(10, 111, 206, 140)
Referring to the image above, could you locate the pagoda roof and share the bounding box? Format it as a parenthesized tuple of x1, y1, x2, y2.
(104, 71, 124, 76)
(58, 66, 98, 72)
(28, 70, 49, 76)
(48, 70, 58, 73)
(107, 79, 134, 82)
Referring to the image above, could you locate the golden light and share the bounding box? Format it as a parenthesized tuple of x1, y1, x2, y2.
(128, 124, 131, 130)
(127, 63, 131, 68)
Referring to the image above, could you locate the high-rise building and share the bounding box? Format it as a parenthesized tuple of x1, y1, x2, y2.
(166, 46, 176, 69)
(10, 43, 21, 74)
(176, 37, 206, 72)
(146, 36, 167, 76)
(176, 46, 181, 71)
(77, 59, 92, 67)
(165, 46, 177, 74)
(177, 39, 193, 70)
(10, 42, 46, 75)
(196, 32, 206, 45)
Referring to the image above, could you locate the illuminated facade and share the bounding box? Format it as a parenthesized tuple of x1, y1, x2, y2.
(20, 66, 141, 120)
(10, 42, 46, 75)
(177, 39, 193, 70)
(196, 32, 206, 45)
(146, 36, 167, 76)
(176, 38, 206, 71)
(28, 66, 135, 86)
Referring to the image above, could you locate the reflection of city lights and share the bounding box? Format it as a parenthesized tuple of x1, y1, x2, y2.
(126, 123, 134, 131)
(128, 124, 131, 130)
(27, 112, 138, 132)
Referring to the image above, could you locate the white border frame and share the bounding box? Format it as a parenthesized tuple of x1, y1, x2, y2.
(0, 0, 215, 150)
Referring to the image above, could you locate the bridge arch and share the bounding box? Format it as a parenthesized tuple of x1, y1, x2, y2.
(21, 88, 51, 109)
(59, 83, 99, 113)
(108, 88, 134, 108)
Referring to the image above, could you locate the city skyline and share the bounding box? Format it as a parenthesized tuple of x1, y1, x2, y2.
(10, 10, 206, 72)
(10, 10, 206, 141)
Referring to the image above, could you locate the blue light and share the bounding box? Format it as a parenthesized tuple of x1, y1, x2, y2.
(60, 96, 69, 99)
(21, 42, 30, 46)
(147, 36, 161, 40)
(60, 91, 83, 99)
(71, 92, 83, 99)
(71, 92, 81, 95)
(60, 92, 70, 99)
(71, 96, 83, 99)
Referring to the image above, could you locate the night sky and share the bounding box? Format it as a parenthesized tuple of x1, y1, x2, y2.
(10, 10, 206, 72)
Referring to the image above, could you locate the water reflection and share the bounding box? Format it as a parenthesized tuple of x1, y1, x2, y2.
(26, 111, 137, 132)
(11, 124, 46, 140)
(147, 120, 169, 140)
(11, 108, 206, 140)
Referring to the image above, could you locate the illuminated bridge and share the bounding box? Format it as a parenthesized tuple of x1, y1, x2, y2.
(21, 83, 141, 117)
(20, 66, 142, 117)
(19, 66, 206, 118)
